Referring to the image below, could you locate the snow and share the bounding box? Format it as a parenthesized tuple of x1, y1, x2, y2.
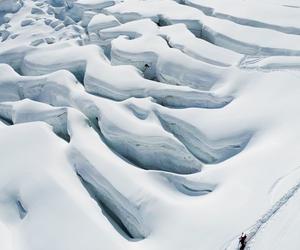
(159, 24, 243, 67)
(1, 0, 300, 249)
(87, 13, 120, 35)
(202, 16, 300, 55)
(184, 0, 300, 34)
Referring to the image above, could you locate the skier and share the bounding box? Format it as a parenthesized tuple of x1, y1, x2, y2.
(239, 232, 247, 250)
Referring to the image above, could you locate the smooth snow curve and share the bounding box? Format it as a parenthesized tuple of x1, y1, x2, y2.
(0, 0, 300, 250)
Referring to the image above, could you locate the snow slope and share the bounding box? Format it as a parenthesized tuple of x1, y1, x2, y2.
(0, 0, 300, 249)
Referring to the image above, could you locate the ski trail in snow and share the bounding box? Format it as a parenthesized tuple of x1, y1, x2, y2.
(224, 179, 300, 250)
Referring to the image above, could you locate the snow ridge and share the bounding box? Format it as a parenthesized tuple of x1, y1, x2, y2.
(1, 0, 300, 249)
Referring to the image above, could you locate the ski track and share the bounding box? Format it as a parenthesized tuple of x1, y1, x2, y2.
(224, 178, 300, 250)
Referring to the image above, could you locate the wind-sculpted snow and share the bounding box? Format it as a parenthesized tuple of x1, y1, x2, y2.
(1, 0, 300, 249)
(0, 122, 127, 250)
(0, 99, 70, 141)
(87, 13, 120, 35)
(155, 111, 252, 164)
(184, 0, 300, 35)
(99, 18, 158, 40)
(201, 17, 300, 56)
(20, 42, 231, 108)
(159, 24, 243, 67)
(0, 65, 204, 174)
(104, 0, 204, 35)
(74, 0, 117, 12)
(70, 149, 149, 239)
(158, 172, 217, 196)
(111, 35, 227, 90)
(96, 102, 203, 174)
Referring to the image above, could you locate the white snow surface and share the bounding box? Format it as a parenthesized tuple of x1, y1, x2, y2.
(0, 0, 300, 249)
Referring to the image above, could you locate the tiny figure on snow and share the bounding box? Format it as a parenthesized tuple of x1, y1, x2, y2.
(239, 232, 247, 250)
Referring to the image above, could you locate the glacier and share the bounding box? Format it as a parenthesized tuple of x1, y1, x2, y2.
(0, 0, 300, 249)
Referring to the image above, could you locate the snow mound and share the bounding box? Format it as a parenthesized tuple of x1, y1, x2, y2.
(1, 0, 300, 250)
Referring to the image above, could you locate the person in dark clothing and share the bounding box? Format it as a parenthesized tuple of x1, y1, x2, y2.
(144, 63, 150, 71)
(239, 232, 247, 250)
